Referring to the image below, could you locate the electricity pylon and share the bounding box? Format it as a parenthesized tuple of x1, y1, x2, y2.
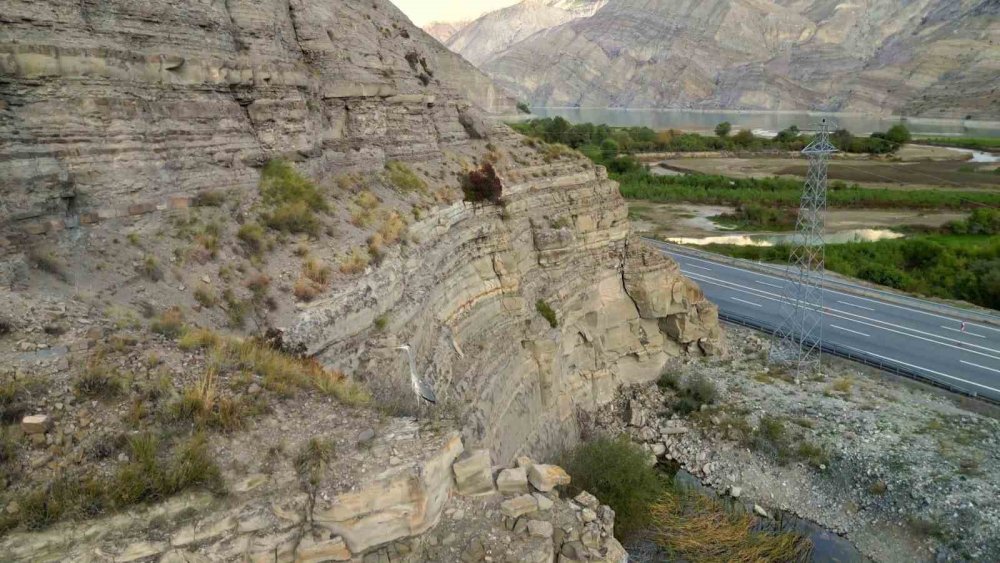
(769, 119, 837, 376)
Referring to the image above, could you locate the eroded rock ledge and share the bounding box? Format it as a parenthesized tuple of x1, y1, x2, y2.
(288, 161, 723, 463)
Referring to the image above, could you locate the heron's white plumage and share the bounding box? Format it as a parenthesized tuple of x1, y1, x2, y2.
(396, 345, 437, 404)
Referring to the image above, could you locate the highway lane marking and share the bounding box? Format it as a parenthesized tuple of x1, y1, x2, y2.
(841, 345, 1000, 395)
(686, 272, 1000, 362)
(837, 300, 875, 312)
(756, 280, 784, 289)
(667, 250, 1000, 335)
(732, 297, 763, 308)
(686, 264, 713, 271)
(942, 326, 985, 339)
(961, 361, 1000, 375)
(831, 325, 870, 337)
(686, 271, 1000, 358)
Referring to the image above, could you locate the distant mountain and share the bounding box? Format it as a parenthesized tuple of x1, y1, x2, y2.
(443, 0, 607, 66)
(450, 0, 1000, 118)
(422, 20, 470, 44)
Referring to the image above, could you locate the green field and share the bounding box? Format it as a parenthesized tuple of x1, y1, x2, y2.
(614, 171, 1000, 210)
(915, 136, 1000, 152)
(702, 234, 1000, 310)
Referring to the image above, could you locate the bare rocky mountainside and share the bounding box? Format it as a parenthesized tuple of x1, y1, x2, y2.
(450, 0, 1000, 118)
(0, 0, 721, 560)
(437, 0, 608, 67)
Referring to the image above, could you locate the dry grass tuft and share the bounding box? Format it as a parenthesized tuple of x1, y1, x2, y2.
(377, 212, 406, 245)
(648, 491, 812, 562)
(339, 247, 370, 275)
(151, 307, 185, 338)
(828, 377, 854, 394)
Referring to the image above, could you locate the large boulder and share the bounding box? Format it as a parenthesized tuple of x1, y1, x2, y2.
(451, 449, 496, 496)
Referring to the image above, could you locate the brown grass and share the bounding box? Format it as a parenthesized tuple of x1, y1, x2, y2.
(339, 247, 370, 275)
(648, 492, 812, 563)
(377, 212, 406, 244)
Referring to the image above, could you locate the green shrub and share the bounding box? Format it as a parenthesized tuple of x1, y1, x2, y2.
(385, 161, 427, 193)
(260, 160, 327, 212)
(562, 436, 668, 537)
(462, 163, 503, 204)
(139, 255, 164, 282)
(714, 122, 732, 138)
(237, 223, 267, 255)
(516, 101, 531, 114)
(263, 201, 320, 235)
(657, 371, 680, 391)
(151, 307, 185, 338)
(74, 359, 124, 400)
(535, 299, 558, 328)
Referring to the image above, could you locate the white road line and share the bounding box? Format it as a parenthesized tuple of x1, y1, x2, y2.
(732, 297, 763, 308)
(686, 271, 1000, 358)
(942, 326, 985, 339)
(961, 360, 1000, 375)
(667, 250, 1000, 334)
(841, 345, 1000, 395)
(756, 280, 784, 289)
(686, 272, 1000, 362)
(831, 325, 870, 337)
(837, 300, 875, 312)
(686, 264, 712, 271)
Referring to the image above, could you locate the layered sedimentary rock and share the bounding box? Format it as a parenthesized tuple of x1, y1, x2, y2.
(470, 0, 999, 118)
(0, 0, 720, 465)
(288, 159, 722, 462)
(0, 0, 516, 231)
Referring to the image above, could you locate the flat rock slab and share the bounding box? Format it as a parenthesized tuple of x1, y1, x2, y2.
(527, 464, 570, 492)
(500, 494, 538, 518)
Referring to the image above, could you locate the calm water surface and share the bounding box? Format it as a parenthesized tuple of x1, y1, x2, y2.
(668, 229, 905, 247)
(527, 108, 1000, 138)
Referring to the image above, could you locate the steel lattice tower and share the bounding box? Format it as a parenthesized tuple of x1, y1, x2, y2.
(769, 119, 837, 376)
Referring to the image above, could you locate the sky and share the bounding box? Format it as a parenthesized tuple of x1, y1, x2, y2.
(389, 0, 520, 26)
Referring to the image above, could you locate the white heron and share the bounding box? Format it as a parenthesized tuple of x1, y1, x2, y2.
(395, 344, 438, 410)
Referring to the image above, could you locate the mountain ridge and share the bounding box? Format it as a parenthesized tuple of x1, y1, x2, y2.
(445, 0, 1000, 118)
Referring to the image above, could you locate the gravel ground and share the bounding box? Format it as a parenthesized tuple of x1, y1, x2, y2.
(590, 326, 1000, 563)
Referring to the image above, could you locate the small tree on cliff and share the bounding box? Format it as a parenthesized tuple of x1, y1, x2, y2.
(715, 121, 732, 138)
(462, 163, 503, 204)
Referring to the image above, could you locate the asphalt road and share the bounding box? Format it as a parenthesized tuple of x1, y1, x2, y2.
(649, 242, 1000, 403)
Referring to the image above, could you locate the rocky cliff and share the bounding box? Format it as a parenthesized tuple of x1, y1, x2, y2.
(442, 0, 607, 67)
(0, 0, 517, 228)
(460, 0, 999, 118)
(422, 20, 471, 44)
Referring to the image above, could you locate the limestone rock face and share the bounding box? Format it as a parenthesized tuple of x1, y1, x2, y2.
(451, 449, 496, 497)
(312, 432, 465, 554)
(475, 0, 999, 118)
(0, 0, 516, 231)
(289, 159, 723, 463)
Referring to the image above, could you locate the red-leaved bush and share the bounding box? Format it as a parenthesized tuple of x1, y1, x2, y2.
(462, 163, 503, 204)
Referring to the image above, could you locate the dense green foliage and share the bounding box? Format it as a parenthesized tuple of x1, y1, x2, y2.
(516, 102, 531, 114)
(561, 437, 668, 537)
(511, 117, 908, 155)
(705, 235, 1000, 309)
(713, 204, 797, 231)
(916, 136, 1000, 152)
(535, 299, 559, 328)
(614, 170, 1000, 210)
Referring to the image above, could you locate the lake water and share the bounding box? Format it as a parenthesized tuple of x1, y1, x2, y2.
(668, 229, 905, 247)
(527, 108, 1000, 138)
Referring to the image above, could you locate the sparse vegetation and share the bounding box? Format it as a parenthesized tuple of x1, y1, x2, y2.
(0, 433, 223, 533)
(193, 285, 218, 308)
(535, 299, 558, 328)
(193, 190, 227, 207)
(151, 307, 185, 338)
(27, 247, 70, 282)
(667, 374, 718, 414)
(237, 223, 267, 256)
(74, 356, 125, 400)
(139, 255, 164, 282)
(339, 247, 370, 275)
(385, 161, 427, 193)
(263, 201, 320, 235)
